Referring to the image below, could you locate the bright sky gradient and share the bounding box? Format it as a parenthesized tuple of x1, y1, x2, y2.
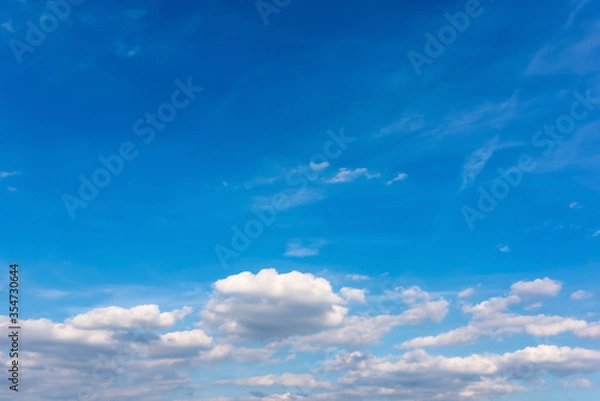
(1, 0, 600, 400)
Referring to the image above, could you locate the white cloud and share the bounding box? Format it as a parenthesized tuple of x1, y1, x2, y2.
(561, 378, 593, 388)
(4, 273, 600, 401)
(284, 239, 326, 258)
(458, 288, 476, 298)
(569, 201, 582, 209)
(252, 188, 324, 211)
(460, 136, 499, 190)
(525, 18, 600, 76)
(571, 290, 593, 300)
(325, 168, 380, 184)
(346, 274, 370, 281)
(0, 171, 19, 178)
(1, 20, 14, 32)
(310, 161, 330, 171)
(498, 244, 510, 253)
(376, 113, 426, 137)
(524, 302, 543, 311)
(385, 172, 407, 185)
(282, 287, 449, 351)
(340, 288, 367, 303)
(216, 373, 332, 389)
(66, 304, 192, 330)
(510, 277, 562, 297)
(563, 0, 591, 29)
(332, 345, 600, 400)
(146, 329, 213, 358)
(593, 230, 600, 237)
(400, 282, 600, 349)
(200, 269, 347, 339)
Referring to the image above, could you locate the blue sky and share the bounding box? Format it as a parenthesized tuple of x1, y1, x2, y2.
(1, 0, 600, 400)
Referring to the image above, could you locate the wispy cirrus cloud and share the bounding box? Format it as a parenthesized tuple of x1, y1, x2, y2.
(460, 136, 500, 190)
(1, 20, 14, 32)
(0, 170, 19, 178)
(375, 113, 426, 137)
(284, 239, 327, 258)
(325, 168, 380, 184)
(386, 172, 407, 185)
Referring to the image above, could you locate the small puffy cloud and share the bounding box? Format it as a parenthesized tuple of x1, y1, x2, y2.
(6, 186, 17, 192)
(66, 304, 192, 330)
(458, 288, 476, 298)
(325, 168, 380, 184)
(571, 290, 593, 300)
(340, 287, 367, 303)
(386, 173, 407, 185)
(569, 201, 582, 209)
(498, 244, 510, 253)
(593, 230, 600, 237)
(510, 278, 562, 297)
(284, 239, 326, 258)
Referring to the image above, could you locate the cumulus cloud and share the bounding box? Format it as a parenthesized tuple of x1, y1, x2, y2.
(400, 283, 600, 349)
(330, 345, 600, 400)
(281, 287, 449, 351)
(4, 272, 599, 401)
(340, 287, 367, 303)
(200, 269, 347, 339)
(66, 304, 192, 330)
(510, 277, 562, 297)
